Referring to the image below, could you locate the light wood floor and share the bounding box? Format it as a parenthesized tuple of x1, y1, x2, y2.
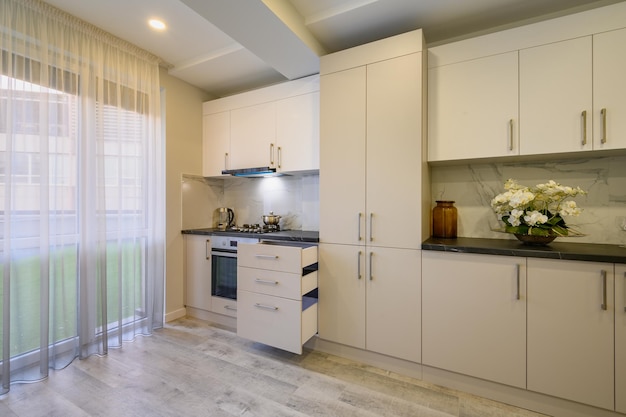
(0, 317, 549, 416)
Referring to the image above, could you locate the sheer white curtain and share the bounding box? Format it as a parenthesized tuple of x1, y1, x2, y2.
(0, 0, 165, 393)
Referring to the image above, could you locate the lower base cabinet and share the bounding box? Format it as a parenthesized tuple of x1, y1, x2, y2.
(527, 258, 614, 410)
(422, 251, 526, 388)
(615, 263, 626, 414)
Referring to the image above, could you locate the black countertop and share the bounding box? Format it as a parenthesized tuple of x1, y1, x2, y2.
(181, 228, 319, 243)
(423, 237, 626, 264)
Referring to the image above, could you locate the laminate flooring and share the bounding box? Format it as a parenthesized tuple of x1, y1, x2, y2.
(0, 317, 549, 417)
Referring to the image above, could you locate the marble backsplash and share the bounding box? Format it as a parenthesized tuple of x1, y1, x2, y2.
(430, 154, 626, 245)
(181, 173, 320, 231)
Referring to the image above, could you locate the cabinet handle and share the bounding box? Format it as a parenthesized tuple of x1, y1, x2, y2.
(357, 212, 362, 241)
(254, 254, 279, 260)
(509, 119, 514, 151)
(515, 264, 520, 300)
(255, 278, 278, 285)
(205, 240, 210, 260)
(369, 213, 373, 242)
(600, 108, 607, 144)
(357, 251, 362, 280)
(277, 146, 282, 169)
(624, 272, 626, 313)
(255, 303, 278, 311)
(369, 251, 373, 281)
(224, 152, 229, 170)
(224, 305, 237, 311)
(601, 270, 607, 310)
(270, 143, 275, 166)
(581, 110, 587, 146)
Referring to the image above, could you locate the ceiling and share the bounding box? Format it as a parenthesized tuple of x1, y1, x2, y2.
(44, 0, 623, 98)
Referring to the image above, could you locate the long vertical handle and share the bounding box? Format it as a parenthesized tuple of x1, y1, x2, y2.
(224, 153, 229, 170)
(369, 213, 373, 242)
(581, 110, 587, 146)
(205, 239, 210, 260)
(515, 264, 520, 300)
(357, 251, 362, 280)
(357, 213, 362, 241)
(509, 119, 514, 151)
(600, 108, 607, 144)
(601, 270, 607, 310)
(270, 143, 275, 166)
(369, 251, 373, 281)
(277, 146, 282, 168)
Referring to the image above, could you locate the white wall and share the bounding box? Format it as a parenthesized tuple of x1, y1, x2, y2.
(161, 68, 213, 321)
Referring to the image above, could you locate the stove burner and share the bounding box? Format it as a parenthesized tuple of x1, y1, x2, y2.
(231, 224, 282, 233)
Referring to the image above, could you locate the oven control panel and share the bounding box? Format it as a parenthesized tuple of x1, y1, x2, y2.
(211, 235, 260, 250)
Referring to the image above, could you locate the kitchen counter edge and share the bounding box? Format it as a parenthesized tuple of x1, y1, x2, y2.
(422, 236, 626, 264)
(182, 228, 319, 243)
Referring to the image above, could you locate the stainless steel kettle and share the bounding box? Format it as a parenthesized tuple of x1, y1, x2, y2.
(217, 207, 235, 230)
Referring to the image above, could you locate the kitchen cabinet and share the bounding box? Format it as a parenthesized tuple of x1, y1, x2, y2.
(593, 27, 626, 151)
(237, 242, 318, 354)
(202, 75, 319, 176)
(230, 101, 276, 170)
(519, 37, 592, 155)
(202, 111, 230, 177)
(428, 51, 519, 161)
(275, 92, 320, 172)
(617, 263, 626, 414)
(422, 251, 526, 388)
(527, 258, 614, 410)
(318, 29, 426, 362)
(184, 234, 212, 312)
(318, 243, 421, 363)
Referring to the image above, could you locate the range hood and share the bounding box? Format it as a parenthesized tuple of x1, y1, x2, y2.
(222, 167, 281, 177)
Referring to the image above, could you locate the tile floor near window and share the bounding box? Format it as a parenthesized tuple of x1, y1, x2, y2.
(0, 317, 548, 417)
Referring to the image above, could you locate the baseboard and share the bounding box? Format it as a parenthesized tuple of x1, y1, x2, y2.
(185, 306, 237, 331)
(165, 307, 186, 322)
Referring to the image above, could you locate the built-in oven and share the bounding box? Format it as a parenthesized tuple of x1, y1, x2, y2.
(210, 235, 259, 316)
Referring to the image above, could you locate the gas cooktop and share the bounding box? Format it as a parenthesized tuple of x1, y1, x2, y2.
(223, 224, 285, 234)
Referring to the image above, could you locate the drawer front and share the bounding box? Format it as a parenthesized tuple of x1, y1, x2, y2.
(211, 296, 237, 318)
(238, 243, 317, 273)
(238, 266, 302, 299)
(237, 290, 302, 354)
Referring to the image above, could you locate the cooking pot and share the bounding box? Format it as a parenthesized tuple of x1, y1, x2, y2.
(262, 211, 281, 225)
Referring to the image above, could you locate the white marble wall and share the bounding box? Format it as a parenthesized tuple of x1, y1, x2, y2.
(181, 173, 320, 231)
(430, 155, 626, 245)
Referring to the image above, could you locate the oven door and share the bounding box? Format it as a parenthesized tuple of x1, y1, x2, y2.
(211, 249, 238, 300)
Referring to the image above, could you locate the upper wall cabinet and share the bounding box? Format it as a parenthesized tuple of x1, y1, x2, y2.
(519, 36, 592, 155)
(202, 75, 319, 177)
(428, 51, 519, 161)
(428, 2, 626, 163)
(593, 27, 626, 151)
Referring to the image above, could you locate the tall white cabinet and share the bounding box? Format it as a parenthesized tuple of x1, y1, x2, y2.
(318, 29, 428, 363)
(616, 263, 626, 414)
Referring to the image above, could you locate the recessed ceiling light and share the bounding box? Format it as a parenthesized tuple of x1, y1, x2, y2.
(148, 19, 166, 31)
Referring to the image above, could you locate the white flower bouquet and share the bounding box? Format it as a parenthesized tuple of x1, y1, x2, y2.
(491, 179, 586, 237)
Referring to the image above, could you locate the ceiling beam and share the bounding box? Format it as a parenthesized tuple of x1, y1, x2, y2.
(180, 0, 321, 80)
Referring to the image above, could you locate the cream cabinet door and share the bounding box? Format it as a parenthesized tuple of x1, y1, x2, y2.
(318, 243, 365, 349)
(184, 235, 212, 311)
(276, 92, 319, 172)
(520, 37, 593, 155)
(202, 112, 230, 177)
(366, 247, 421, 363)
(527, 258, 614, 410)
(319, 67, 366, 245)
(617, 263, 626, 414)
(593, 27, 626, 151)
(428, 51, 519, 161)
(366, 53, 424, 249)
(230, 101, 275, 170)
(422, 251, 526, 388)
